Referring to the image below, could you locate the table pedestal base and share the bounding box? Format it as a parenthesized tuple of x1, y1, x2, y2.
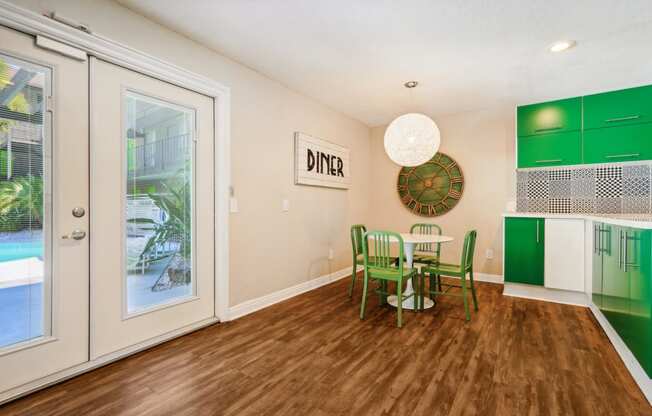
(387, 294, 435, 310)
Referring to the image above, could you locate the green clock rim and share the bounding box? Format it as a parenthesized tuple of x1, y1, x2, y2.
(396, 152, 464, 217)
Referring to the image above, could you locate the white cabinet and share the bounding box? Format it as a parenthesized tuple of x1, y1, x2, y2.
(544, 219, 585, 292)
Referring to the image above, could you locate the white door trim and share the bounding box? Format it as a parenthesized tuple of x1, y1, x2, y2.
(0, 0, 230, 321)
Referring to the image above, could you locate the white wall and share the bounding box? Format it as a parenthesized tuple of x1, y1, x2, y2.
(6, 0, 372, 306)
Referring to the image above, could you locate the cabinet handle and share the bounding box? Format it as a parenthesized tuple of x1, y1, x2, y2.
(594, 224, 600, 254)
(605, 153, 640, 159)
(605, 115, 640, 123)
(624, 231, 629, 273)
(535, 159, 562, 164)
(534, 126, 562, 132)
(536, 220, 540, 243)
(619, 230, 624, 270)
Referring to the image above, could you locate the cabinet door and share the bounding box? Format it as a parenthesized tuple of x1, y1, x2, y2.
(625, 228, 652, 377)
(583, 123, 652, 164)
(544, 219, 584, 291)
(517, 131, 582, 168)
(584, 85, 652, 130)
(517, 97, 582, 137)
(601, 226, 630, 334)
(504, 218, 544, 286)
(592, 223, 604, 308)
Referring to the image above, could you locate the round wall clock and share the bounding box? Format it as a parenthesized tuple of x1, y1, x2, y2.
(396, 152, 464, 217)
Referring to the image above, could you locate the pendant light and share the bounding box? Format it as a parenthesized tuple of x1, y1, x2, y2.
(384, 81, 440, 167)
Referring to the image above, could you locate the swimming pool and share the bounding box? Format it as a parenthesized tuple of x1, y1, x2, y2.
(0, 232, 44, 262)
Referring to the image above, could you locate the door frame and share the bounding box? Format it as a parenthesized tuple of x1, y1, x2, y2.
(0, 1, 231, 404)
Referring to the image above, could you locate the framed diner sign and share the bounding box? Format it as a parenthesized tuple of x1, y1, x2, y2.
(294, 132, 351, 189)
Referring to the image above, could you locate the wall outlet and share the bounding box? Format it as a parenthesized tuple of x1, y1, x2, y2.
(485, 248, 494, 260)
(328, 248, 334, 260)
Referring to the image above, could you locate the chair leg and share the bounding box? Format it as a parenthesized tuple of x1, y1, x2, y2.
(412, 274, 419, 311)
(461, 274, 470, 321)
(397, 278, 403, 328)
(348, 260, 357, 298)
(469, 268, 479, 311)
(359, 271, 369, 320)
(437, 274, 442, 292)
(422, 272, 427, 311)
(428, 273, 435, 300)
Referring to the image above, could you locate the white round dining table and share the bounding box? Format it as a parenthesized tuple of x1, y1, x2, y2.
(369, 233, 454, 310)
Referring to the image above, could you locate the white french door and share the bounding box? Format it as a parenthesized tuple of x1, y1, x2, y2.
(0, 26, 89, 394)
(89, 58, 215, 359)
(0, 24, 217, 401)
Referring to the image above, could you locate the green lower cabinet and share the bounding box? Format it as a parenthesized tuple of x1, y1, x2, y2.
(583, 123, 652, 164)
(517, 131, 582, 168)
(601, 225, 630, 337)
(623, 228, 652, 377)
(592, 223, 605, 309)
(504, 217, 544, 286)
(597, 225, 652, 377)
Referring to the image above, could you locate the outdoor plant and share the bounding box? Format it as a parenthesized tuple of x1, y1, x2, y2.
(130, 167, 192, 287)
(0, 176, 43, 232)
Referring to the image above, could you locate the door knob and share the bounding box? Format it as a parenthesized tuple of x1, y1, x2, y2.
(62, 230, 86, 240)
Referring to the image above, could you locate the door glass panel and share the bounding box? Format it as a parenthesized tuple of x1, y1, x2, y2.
(124, 91, 195, 315)
(0, 53, 51, 348)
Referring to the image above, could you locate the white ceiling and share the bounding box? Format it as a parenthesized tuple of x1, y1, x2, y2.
(118, 0, 652, 127)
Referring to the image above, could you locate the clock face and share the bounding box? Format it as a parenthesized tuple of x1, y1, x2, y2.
(397, 152, 464, 217)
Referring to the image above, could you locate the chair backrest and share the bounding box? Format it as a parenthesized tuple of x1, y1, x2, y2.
(350, 224, 367, 257)
(460, 230, 478, 272)
(363, 230, 404, 271)
(410, 223, 442, 255)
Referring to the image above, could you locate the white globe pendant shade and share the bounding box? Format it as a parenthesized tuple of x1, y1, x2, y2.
(384, 113, 440, 167)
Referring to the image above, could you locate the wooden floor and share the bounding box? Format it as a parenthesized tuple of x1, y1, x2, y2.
(2, 276, 651, 416)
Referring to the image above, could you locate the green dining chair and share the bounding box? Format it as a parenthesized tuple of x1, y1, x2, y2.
(410, 223, 442, 266)
(349, 224, 398, 298)
(348, 224, 367, 298)
(360, 230, 418, 328)
(420, 230, 478, 321)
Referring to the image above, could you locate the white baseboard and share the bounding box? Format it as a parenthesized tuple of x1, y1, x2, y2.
(227, 268, 502, 321)
(502, 282, 588, 306)
(227, 265, 363, 320)
(473, 272, 503, 284)
(0, 316, 218, 405)
(589, 304, 652, 405)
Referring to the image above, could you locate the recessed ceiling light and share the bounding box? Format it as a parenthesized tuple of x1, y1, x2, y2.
(549, 40, 576, 53)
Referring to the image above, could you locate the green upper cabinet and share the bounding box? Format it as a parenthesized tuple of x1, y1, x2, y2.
(583, 123, 652, 164)
(584, 85, 652, 130)
(517, 97, 582, 137)
(504, 217, 544, 286)
(518, 131, 582, 168)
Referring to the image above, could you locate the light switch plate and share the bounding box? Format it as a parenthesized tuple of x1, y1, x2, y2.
(282, 199, 290, 212)
(229, 197, 239, 213)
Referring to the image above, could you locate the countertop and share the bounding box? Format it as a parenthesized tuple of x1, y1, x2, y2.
(502, 212, 652, 229)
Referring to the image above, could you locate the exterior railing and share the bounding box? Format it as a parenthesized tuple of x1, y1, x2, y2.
(128, 133, 190, 178)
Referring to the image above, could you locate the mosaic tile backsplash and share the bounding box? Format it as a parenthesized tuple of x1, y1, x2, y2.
(516, 163, 652, 214)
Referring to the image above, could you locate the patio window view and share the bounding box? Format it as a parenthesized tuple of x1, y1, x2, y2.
(0, 54, 50, 349)
(124, 92, 195, 314)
